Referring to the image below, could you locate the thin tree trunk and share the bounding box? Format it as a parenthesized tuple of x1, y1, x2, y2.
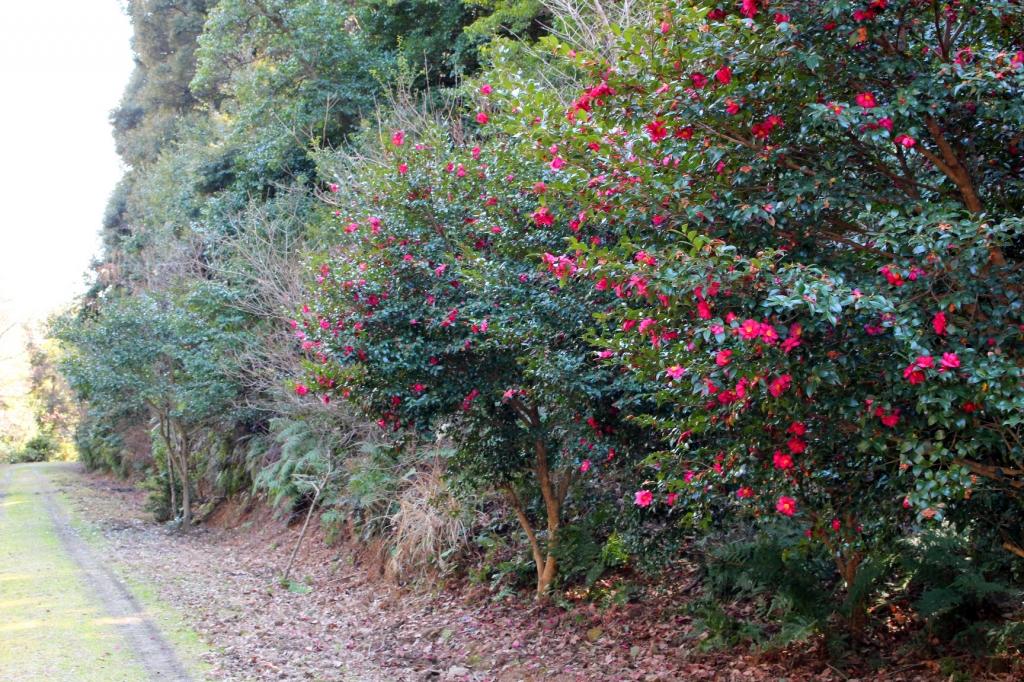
(166, 441, 178, 519)
(533, 437, 562, 598)
(157, 417, 178, 521)
(283, 486, 322, 583)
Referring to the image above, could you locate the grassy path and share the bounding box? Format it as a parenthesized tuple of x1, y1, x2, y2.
(0, 462, 196, 681)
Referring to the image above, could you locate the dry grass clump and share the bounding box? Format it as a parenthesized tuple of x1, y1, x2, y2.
(385, 458, 472, 582)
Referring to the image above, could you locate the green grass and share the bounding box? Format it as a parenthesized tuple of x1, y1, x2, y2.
(46, 461, 215, 680)
(0, 464, 148, 681)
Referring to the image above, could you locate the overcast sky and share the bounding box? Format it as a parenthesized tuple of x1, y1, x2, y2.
(0, 1, 133, 326)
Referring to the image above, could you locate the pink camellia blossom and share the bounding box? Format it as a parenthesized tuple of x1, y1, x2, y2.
(740, 0, 758, 19)
(549, 156, 566, 171)
(391, 130, 405, 146)
(634, 490, 654, 507)
(831, 518, 842, 531)
(940, 352, 961, 370)
(691, 72, 708, 88)
(666, 492, 678, 506)
(479, 83, 492, 95)
(776, 496, 797, 516)
(915, 355, 935, 369)
(932, 311, 947, 335)
(736, 486, 753, 499)
(666, 365, 687, 380)
(328, 183, 340, 193)
(398, 163, 408, 175)
(580, 459, 591, 473)
(638, 318, 657, 335)
(715, 349, 733, 366)
(895, 134, 916, 148)
(294, 384, 309, 396)
(475, 112, 489, 124)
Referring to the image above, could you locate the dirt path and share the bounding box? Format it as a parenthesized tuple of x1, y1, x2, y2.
(0, 463, 195, 681)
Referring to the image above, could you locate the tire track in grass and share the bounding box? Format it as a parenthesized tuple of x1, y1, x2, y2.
(0, 463, 192, 681)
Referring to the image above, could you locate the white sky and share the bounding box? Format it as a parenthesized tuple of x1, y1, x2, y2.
(0, 1, 134, 325)
(0, 2, 133, 438)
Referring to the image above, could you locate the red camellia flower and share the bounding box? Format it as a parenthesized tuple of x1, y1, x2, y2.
(475, 112, 489, 124)
(391, 130, 405, 146)
(855, 92, 878, 109)
(532, 206, 554, 226)
(787, 437, 806, 454)
(294, 383, 309, 396)
(715, 349, 732, 366)
(691, 72, 708, 88)
(768, 374, 793, 398)
(876, 408, 899, 427)
(634, 489, 654, 507)
(736, 486, 754, 499)
(714, 66, 732, 84)
(776, 496, 797, 516)
(932, 311, 947, 335)
(738, 318, 761, 339)
(773, 450, 794, 470)
(580, 459, 591, 473)
(645, 119, 668, 143)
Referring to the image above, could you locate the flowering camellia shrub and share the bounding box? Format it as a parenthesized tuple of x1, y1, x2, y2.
(303, 1, 1024, 614)
(498, 0, 1024, 606)
(301, 122, 650, 595)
